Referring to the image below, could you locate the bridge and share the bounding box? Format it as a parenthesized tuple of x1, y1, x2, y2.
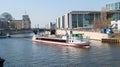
(0, 28, 53, 34)
(32, 28, 51, 32)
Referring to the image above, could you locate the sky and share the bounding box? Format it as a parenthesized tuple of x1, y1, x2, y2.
(0, 0, 119, 28)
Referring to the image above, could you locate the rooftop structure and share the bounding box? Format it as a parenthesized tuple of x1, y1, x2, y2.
(106, 2, 120, 11)
(0, 12, 13, 29)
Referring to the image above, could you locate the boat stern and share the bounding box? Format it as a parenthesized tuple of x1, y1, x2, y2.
(68, 42, 90, 48)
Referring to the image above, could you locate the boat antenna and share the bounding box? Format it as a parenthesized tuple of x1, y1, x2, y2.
(65, 29, 69, 42)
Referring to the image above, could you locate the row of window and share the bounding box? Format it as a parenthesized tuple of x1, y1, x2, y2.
(106, 2, 120, 10)
(72, 14, 100, 28)
(57, 12, 120, 29)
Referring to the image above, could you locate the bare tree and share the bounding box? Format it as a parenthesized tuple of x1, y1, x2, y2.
(93, 7, 112, 29)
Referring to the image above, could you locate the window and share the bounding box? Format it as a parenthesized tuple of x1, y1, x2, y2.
(72, 14, 77, 28)
(78, 14, 83, 27)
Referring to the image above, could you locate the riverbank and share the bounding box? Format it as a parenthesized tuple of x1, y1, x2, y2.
(56, 29, 120, 43)
(56, 29, 109, 40)
(0, 29, 33, 35)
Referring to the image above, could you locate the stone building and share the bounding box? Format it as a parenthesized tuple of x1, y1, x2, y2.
(10, 20, 23, 29)
(9, 15, 31, 29)
(22, 15, 31, 29)
(0, 12, 31, 29)
(0, 21, 9, 29)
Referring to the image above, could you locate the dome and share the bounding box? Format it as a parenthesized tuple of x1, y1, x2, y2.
(0, 12, 13, 22)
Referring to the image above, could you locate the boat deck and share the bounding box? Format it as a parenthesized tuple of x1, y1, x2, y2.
(36, 37, 66, 43)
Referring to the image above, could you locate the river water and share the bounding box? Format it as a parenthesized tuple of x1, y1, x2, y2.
(0, 34, 120, 67)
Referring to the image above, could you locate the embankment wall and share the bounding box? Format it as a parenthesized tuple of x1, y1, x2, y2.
(56, 29, 109, 40)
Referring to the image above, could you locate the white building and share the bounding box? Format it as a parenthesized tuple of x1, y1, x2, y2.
(45, 22, 56, 29)
(64, 13, 69, 29)
(46, 22, 52, 29)
(56, 11, 96, 29)
(111, 20, 120, 30)
(56, 2, 120, 29)
(56, 17, 60, 29)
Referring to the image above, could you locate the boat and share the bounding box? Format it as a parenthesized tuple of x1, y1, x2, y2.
(32, 31, 90, 48)
(0, 32, 7, 38)
(0, 32, 10, 38)
(0, 57, 5, 67)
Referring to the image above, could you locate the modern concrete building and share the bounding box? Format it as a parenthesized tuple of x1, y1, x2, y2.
(106, 2, 120, 11)
(56, 17, 60, 29)
(45, 22, 52, 29)
(106, 2, 120, 21)
(56, 2, 120, 29)
(56, 11, 101, 29)
(45, 22, 56, 29)
(60, 16, 65, 29)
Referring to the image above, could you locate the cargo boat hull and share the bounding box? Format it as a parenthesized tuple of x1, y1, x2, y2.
(32, 35, 90, 48)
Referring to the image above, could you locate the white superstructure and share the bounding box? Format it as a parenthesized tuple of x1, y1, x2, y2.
(111, 20, 120, 30)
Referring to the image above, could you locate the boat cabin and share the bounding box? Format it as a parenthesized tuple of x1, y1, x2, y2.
(69, 33, 83, 42)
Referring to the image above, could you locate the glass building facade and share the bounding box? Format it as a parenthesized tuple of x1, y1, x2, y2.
(62, 16, 65, 28)
(72, 14, 100, 28)
(112, 13, 120, 20)
(106, 2, 120, 21)
(56, 11, 101, 29)
(70, 11, 101, 29)
(72, 14, 77, 28)
(56, 17, 60, 29)
(56, 2, 120, 29)
(106, 2, 120, 11)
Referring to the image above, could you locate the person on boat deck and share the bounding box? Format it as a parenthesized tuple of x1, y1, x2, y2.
(33, 30, 38, 34)
(65, 32, 69, 42)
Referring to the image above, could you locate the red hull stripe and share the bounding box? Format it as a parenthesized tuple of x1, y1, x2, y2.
(33, 40, 90, 48)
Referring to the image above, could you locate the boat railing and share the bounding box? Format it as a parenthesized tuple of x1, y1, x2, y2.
(82, 38, 90, 42)
(67, 34, 90, 43)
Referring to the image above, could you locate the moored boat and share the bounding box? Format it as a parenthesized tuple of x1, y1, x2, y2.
(0, 32, 10, 38)
(0, 57, 5, 67)
(32, 32, 90, 48)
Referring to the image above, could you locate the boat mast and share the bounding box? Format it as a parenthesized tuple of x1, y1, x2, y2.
(65, 29, 69, 42)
